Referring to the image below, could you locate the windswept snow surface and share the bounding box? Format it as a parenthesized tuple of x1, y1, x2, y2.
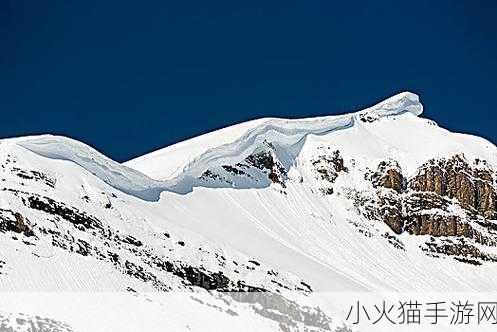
(126, 91, 424, 182)
(128, 90, 496, 184)
(11, 91, 497, 293)
(125, 118, 269, 180)
(18, 135, 171, 201)
(2, 91, 497, 331)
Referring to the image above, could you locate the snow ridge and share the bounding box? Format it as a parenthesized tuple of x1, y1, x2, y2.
(15, 92, 423, 198)
(169, 92, 423, 191)
(359, 91, 423, 118)
(17, 135, 171, 201)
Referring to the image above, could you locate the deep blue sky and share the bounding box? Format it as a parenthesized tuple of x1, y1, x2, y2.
(2, 1, 496, 161)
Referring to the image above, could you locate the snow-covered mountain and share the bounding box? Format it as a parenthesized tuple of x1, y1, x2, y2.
(1, 92, 497, 331)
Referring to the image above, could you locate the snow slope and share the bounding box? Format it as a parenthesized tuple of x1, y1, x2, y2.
(125, 118, 269, 181)
(1, 91, 497, 331)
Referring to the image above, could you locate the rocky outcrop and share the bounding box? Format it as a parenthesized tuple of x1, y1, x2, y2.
(0, 209, 34, 237)
(410, 155, 497, 219)
(28, 195, 102, 230)
(11, 167, 56, 188)
(402, 192, 475, 238)
(246, 149, 287, 186)
(422, 238, 497, 264)
(355, 155, 497, 262)
(403, 195, 496, 246)
(377, 192, 404, 234)
(370, 160, 405, 193)
(311, 150, 348, 195)
(198, 141, 288, 189)
(405, 214, 471, 237)
(369, 155, 497, 236)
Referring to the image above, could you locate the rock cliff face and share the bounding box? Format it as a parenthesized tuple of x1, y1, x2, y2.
(366, 156, 496, 232)
(371, 161, 405, 193)
(409, 155, 497, 219)
(198, 141, 288, 190)
(198, 137, 497, 266)
(365, 161, 406, 234)
(358, 154, 497, 262)
(311, 150, 348, 195)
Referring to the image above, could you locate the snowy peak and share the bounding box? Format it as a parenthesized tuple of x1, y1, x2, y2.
(127, 92, 424, 182)
(2, 91, 497, 332)
(0, 92, 436, 198)
(0, 92, 426, 199)
(10, 91, 494, 200)
(358, 91, 423, 120)
(167, 92, 424, 190)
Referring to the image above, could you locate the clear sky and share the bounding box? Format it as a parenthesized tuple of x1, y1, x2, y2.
(2, 1, 496, 161)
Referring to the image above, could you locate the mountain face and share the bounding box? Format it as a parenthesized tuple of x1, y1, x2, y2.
(1, 92, 497, 331)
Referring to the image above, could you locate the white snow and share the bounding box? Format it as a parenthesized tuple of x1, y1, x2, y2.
(125, 92, 424, 181)
(1, 91, 497, 331)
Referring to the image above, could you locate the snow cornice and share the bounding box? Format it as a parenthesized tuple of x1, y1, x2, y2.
(357, 91, 423, 119)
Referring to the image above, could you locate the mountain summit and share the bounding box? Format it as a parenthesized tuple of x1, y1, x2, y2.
(126, 91, 425, 182)
(1, 92, 496, 331)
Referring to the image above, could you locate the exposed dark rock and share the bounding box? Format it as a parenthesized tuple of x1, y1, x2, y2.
(11, 167, 56, 188)
(369, 160, 405, 193)
(405, 192, 451, 212)
(381, 232, 405, 250)
(122, 260, 170, 291)
(222, 165, 247, 176)
(409, 155, 497, 219)
(312, 150, 348, 182)
(354, 155, 497, 262)
(248, 260, 260, 266)
(150, 255, 232, 290)
(183, 267, 230, 290)
(377, 192, 404, 234)
(359, 112, 378, 123)
(122, 235, 143, 247)
(200, 170, 223, 181)
(405, 214, 473, 238)
(312, 150, 348, 195)
(381, 168, 404, 192)
(246, 149, 287, 187)
(454, 257, 482, 265)
(366, 156, 497, 238)
(75, 239, 91, 256)
(0, 209, 34, 236)
(300, 281, 312, 292)
(27, 195, 102, 230)
(422, 238, 497, 262)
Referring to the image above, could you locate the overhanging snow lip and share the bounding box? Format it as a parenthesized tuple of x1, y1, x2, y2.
(358, 91, 423, 118)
